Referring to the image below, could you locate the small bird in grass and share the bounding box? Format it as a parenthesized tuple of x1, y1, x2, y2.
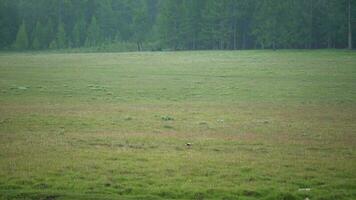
(186, 143, 192, 148)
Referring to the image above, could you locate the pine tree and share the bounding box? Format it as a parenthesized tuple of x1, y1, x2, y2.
(158, 0, 185, 50)
(201, 0, 225, 49)
(31, 21, 44, 50)
(0, 1, 19, 49)
(178, 0, 203, 50)
(86, 16, 100, 47)
(252, 0, 284, 49)
(348, 0, 353, 49)
(72, 17, 86, 47)
(132, 0, 149, 51)
(13, 21, 29, 50)
(56, 21, 67, 49)
(43, 19, 54, 49)
(97, 0, 116, 40)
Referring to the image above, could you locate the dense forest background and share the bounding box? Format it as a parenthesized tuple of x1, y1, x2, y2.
(0, 0, 355, 51)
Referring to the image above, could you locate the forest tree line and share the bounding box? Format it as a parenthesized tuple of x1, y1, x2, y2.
(0, 0, 355, 51)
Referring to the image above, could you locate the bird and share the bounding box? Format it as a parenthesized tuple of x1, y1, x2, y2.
(186, 143, 192, 148)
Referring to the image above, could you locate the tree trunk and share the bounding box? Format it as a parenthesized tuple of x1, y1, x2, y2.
(233, 22, 237, 50)
(192, 36, 196, 50)
(137, 41, 142, 51)
(242, 31, 246, 49)
(232, 3, 237, 50)
(348, 0, 353, 49)
(326, 0, 331, 49)
(310, 0, 314, 49)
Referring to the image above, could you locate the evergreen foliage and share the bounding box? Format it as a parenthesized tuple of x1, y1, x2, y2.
(86, 16, 100, 47)
(1, 0, 355, 51)
(13, 21, 29, 50)
(31, 21, 44, 49)
(56, 21, 67, 49)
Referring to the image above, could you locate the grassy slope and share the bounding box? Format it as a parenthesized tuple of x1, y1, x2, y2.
(0, 50, 355, 200)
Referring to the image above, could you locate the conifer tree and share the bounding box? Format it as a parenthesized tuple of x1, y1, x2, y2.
(1, 0, 355, 50)
(31, 21, 44, 49)
(132, 1, 149, 51)
(13, 21, 29, 50)
(56, 21, 67, 49)
(86, 16, 100, 47)
(72, 17, 86, 47)
(43, 19, 54, 49)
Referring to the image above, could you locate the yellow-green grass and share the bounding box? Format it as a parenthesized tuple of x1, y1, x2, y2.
(0, 50, 355, 200)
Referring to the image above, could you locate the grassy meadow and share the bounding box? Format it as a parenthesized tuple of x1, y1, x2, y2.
(0, 50, 355, 200)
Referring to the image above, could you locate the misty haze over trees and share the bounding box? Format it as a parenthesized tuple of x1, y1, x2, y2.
(0, 0, 355, 51)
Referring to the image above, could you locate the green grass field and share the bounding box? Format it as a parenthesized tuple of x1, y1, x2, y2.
(0, 50, 355, 200)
